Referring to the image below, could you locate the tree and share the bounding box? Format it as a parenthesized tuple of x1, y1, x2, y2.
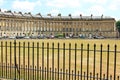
(116, 20, 120, 37)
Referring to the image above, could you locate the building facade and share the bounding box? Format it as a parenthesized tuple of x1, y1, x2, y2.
(0, 10, 116, 38)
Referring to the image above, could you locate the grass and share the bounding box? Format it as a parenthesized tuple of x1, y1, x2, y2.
(0, 39, 120, 79)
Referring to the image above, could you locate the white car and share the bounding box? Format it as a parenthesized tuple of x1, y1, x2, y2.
(0, 36, 3, 39)
(9, 36, 16, 39)
(65, 36, 70, 39)
(24, 36, 30, 39)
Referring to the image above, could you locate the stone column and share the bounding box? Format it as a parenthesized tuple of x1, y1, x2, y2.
(1, 19, 3, 36)
(4, 19, 7, 31)
(50, 22, 54, 35)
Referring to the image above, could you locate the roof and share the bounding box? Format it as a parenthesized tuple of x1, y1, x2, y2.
(0, 11, 115, 20)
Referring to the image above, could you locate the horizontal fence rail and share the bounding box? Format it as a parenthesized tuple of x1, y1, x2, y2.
(0, 40, 120, 80)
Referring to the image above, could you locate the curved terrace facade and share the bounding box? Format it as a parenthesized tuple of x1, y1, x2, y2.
(0, 10, 116, 38)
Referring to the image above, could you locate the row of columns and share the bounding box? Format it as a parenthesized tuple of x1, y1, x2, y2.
(0, 18, 116, 37)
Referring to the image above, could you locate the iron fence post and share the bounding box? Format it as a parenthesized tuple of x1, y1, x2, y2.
(69, 43, 71, 80)
(1, 42, 3, 77)
(63, 43, 65, 80)
(52, 43, 54, 80)
(107, 45, 110, 80)
(42, 42, 44, 80)
(75, 43, 77, 80)
(100, 44, 103, 80)
(14, 40, 17, 80)
(57, 43, 60, 80)
(87, 44, 89, 80)
(28, 42, 30, 80)
(114, 45, 117, 80)
(5, 41, 7, 78)
(93, 44, 96, 80)
(81, 44, 83, 80)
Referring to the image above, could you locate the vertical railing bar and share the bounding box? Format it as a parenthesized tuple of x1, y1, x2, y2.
(14, 40, 17, 80)
(5, 41, 7, 78)
(10, 42, 12, 78)
(69, 43, 71, 80)
(23, 42, 25, 80)
(110, 75, 112, 80)
(37, 42, 39, 80)
(107, 44, 110, 80)
(96, 73, 98, 80)
(78, 71, 79, 80)
(8, 63, 9, 79)
(32, 42, 34, 80)
(30, 65, 32, 80)
(72, 70, 74, 80)
(18, 42, 21, 80)
(93, 44, 96, 80)
(60, 69, 62, 80)
(45, 67, 46, 80)
(42, 42, 44, 80)
(35, 66, 36, 80)
(81, 44, 83, 80)
(1, 41, 3, 77)
(47, 43, 49, 79)
(52, 43, 54, 80)
(103, 74, 105, 80)
(87, 44, 89, 80)
(28, 42, 30, 80)
(117, 76, 119, 80)
(58, 43, 60, 80)
(75, 43, 77, 80)
(84, 72, 86, 80)
(40, 67, 41, 80)
(90, 72, 92, 80)
(114, 45, 117, 80)
(100, 44, 103, 79)
(63, 43, 65, 80)
(25, 65, 27, 80)
(66, 69, 68, 80)
(55, 68, 57, 80)
(50, 68, 51, 80)
(20, 65, 22, 79)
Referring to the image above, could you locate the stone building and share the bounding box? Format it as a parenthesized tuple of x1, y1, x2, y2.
(0, 10, 116, 38)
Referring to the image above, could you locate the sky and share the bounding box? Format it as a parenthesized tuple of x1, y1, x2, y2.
(0, 0, 119, 20)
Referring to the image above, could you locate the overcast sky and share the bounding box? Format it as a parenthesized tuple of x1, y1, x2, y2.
(0, 0, 119, 20)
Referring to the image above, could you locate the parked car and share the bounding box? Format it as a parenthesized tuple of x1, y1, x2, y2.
(0, 36, 3, 39)
(16, 36, 25, 39)
(72, 36, 79, 39)
(65, 36, 70, 39)
(37, 36, 42, 39)
(24, 36, 30, 39)
(9, 36, 16, 39)
(30, 36, 37, 39)
(3, 36, 8, 39)
(93, 36, 104, 39)
(97, 36, 104, 39)
(79, 34, 85, 39)
(50, 35, 54, 39)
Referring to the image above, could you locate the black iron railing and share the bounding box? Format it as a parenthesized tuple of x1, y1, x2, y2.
(0, 40, 119, 80)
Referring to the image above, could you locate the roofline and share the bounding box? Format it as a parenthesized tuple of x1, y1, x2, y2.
(0, 11, 115, 20)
